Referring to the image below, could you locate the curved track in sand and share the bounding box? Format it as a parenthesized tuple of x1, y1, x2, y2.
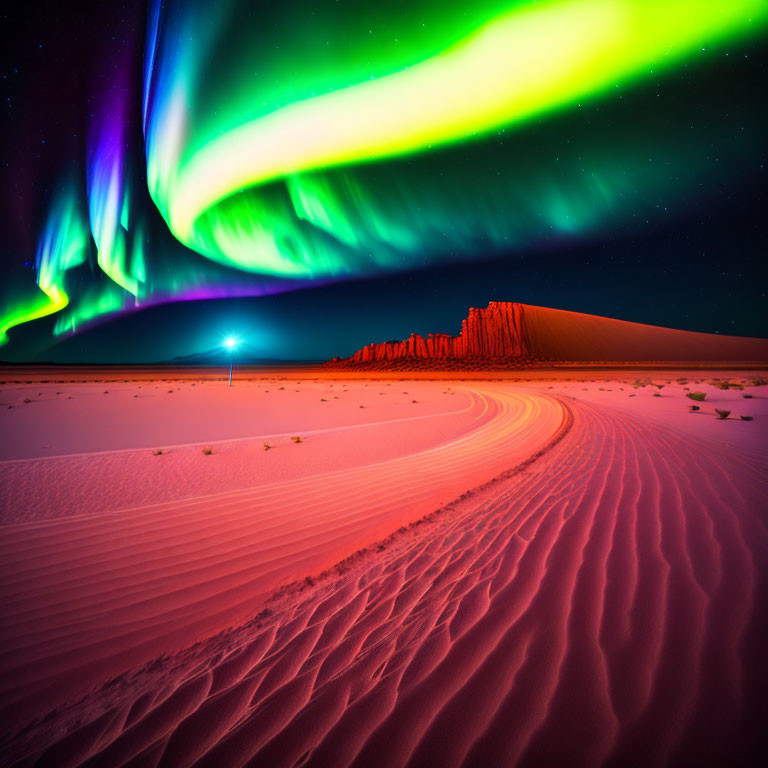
(0, 387, 563, 737)
(3, 387, 767, 767)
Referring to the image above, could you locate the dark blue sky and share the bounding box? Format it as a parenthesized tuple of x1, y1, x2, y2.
(1, 1, 766, 362)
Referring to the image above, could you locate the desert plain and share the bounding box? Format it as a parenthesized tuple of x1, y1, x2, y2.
(0, 366, 766, 767)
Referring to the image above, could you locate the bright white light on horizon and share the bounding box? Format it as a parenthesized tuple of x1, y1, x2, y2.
(223, 336, 238, 349)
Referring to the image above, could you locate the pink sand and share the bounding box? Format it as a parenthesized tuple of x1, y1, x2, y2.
(0, 369, 766, 767)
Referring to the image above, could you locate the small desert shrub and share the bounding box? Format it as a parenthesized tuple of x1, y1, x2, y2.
(686, 392, 707, 402)
(689, 405, 700, 411)
(103, 390, 109, 394)
(655, 384, 664, 390)
(23, 398, 31, 404)
(201, 446, 213, 455)
(167, 389, 173, 394)
(653, 393, 662, 397)
(715, 409, 731, 420)
(320, 398, 327, 402)
(152, 448, 163, 456)
(749, 377, 768, 387)
(743, 393, 753, 399)
(741, 415, 753, 421)
(263, 442, 272, 451)
(290, 436, 303, 443)
(713, 380, 744, 390)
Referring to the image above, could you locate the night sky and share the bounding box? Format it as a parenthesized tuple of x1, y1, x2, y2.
(1, 0, 766, 363)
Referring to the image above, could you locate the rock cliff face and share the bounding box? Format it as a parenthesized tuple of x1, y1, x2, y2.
(326, 301, 768, 369)
(327, 302, 534, 369)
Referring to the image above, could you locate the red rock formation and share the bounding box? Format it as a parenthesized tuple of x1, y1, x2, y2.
(326, 302, 768, 369)
(333, 302, 531, 366)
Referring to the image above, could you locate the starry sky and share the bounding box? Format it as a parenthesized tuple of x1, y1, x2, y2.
(1, 0, 766, 363)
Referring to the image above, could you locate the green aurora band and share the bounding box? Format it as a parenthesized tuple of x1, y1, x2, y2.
(144, 0, 768, 276)
(1, 0, 767, 345)
(0, 187, 89, 345)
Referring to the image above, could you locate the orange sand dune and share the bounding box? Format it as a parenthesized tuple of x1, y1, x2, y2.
(524, 303, 768, 361)
(330, 301, 768, 368)
(1, 377, 766, 766)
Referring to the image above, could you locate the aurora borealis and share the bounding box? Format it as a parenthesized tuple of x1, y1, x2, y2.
(1, 0, 767, 356)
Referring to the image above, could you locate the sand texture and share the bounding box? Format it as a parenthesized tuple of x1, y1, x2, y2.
(1, 373, 766, 767)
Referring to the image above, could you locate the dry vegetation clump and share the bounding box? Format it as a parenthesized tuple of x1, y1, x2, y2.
(711, 379, 743, 390)
(23, 398, 31, 404)
(263, 442, 272, 451)
(152, 448, 163, 456)
(749, 377, 768, 387)
(689, 405, 700, 411)
(715, 409, 731, 420)
(686, 392, 707, 402)
(290, 436, 304, 443)
(743, 393, 753, 399)
(201, 446, 213, 455)
(741, 415, 753, 421)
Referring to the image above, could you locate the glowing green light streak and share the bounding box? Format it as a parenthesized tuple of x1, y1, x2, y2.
(160, 0, 768, 271)
(53, 282, 128, 336)
(0, 192, 88, 345)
